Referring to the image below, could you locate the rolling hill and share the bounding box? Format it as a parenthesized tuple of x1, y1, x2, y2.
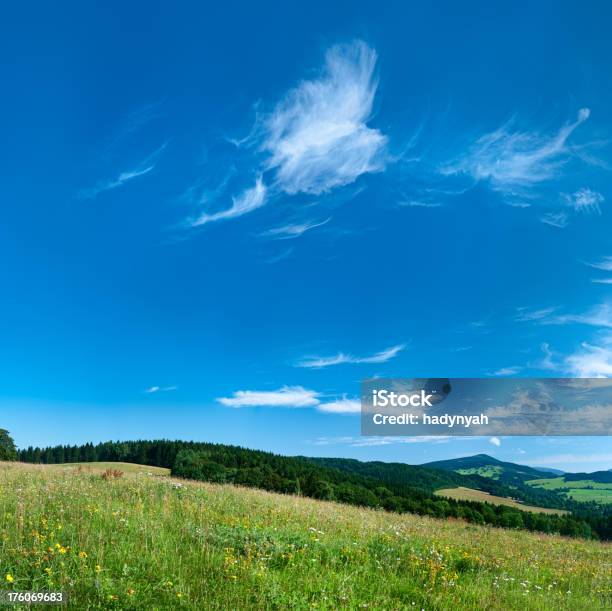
(17, 441, 611, 538)
(423, 454, 563, 484)
(1, 461, 610, 609)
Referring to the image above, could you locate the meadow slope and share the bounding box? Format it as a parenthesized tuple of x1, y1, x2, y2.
(0, 463, 610, 610)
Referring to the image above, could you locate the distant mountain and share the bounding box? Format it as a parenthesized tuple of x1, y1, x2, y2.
(422, 454, 564, 484)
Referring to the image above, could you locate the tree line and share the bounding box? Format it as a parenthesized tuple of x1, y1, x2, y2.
(14, 438, 611, 540)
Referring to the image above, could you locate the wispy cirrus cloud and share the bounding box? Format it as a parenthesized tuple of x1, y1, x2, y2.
(564, 187, 604, 214)
(261, 217, 331, 239)
(584, 256, 612, 272)
(296, 344, 405, 368)
(540, 211, 569, 228)
(539, 342, 557, 370)
(514, 306, 557, 322)
(145, 385, 177, 394)
(262, 41, 387, 195)
(583, 256, 612, 284)
(565, 336, 612, 377)
(79, 143, 166, 200)
(190, 177, 267, 226)
(442, 108, 590, 193)
(190, 41, 387, 227)
(545, 302, 612, 328)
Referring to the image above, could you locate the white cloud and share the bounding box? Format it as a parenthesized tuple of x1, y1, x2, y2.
(492, 367, 522, 376)
(515, 307, 557, 322)
(262, 41, 387, 195)
(565, 341, 612, 377)
(191, 177, 267, 226)
(296, 344, 405, 368)
(189, 42, 387, 229)
(217, 385, 319, 408)
(547, 302, 612, 328)
(80, 143, 166, 199)
(565, 187, 604, 214)
(585, 256, 612, 272)
(317, 397, 361, 414)
(217, 385, 366, 415)
(261, 217, 331, 239)
(442, 108, 590, 193)
(592, 278, 612, 284)
(81, 166, 155, 199)
(489, 437, 501, 447)
(540, 212, 568, 228)
(539, 342, 557, 370)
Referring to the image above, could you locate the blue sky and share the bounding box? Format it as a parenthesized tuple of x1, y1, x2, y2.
(1, 1, 611, 472)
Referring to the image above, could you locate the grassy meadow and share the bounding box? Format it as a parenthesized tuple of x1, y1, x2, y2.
(0, 462, 610, 610)
(435, 487, 567, 515)
(527, 477, 612, 504)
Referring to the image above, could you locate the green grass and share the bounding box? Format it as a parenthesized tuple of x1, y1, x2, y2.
(456, 466, 504, 479)
(54, 462, 171, 476)
(1, 462, 610, 610)
(527, 477, 612, 504)
(435, 487, 567, 515)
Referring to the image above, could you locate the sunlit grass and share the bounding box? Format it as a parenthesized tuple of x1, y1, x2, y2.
(435, 487, 567, 515)
(1, 462, 610, 609)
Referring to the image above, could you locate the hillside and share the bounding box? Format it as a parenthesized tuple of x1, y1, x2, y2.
(424, 455, 612, 510)
(435, 487, 568, 515)
(1, 462, 610, 610)
(527, 473, 612, 505)
(307, 454, 587, 521)
(18, 440, 605, 538)
(423, 454, 559, 483)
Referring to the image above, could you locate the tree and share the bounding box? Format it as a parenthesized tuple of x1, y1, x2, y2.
(0, 429, 17, 461)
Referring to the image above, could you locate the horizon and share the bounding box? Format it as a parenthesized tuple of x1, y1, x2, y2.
(1, 1, 611, 474)
(7, 432, 607, 475)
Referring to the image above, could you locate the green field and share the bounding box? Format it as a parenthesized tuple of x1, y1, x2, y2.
(54, 462, 171, 476)
(456, 466, 504, 479)
(527, 477, 612, 504)
(1, 462, 610, 610)
(435, 487, 567, 515)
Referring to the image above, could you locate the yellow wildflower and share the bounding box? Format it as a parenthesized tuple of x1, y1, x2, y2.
(78, 551, 87, 558)
(95, 565, 101, 573)
(5, 574, 14, 583)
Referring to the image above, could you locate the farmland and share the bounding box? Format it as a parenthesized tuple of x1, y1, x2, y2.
(435, 487, 567, 515)
(527, 477, 612, 505)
